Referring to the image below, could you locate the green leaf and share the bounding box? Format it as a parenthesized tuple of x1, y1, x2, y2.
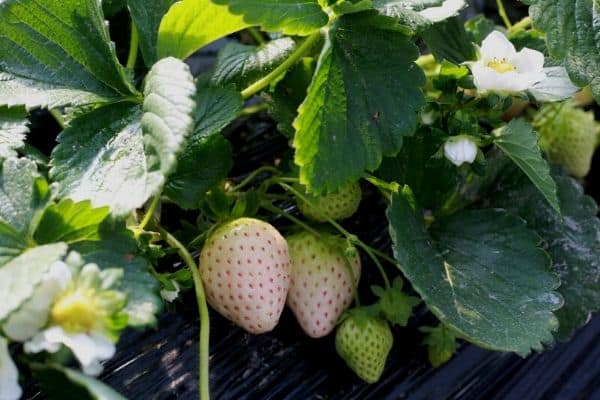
(524, 0, 600, 102)
(51, 58, 195, 217)
(293, 12, 425, 192)
(388, 188, 562, 355)
(264, 57, 316, 138)
(211, 38, 297, 90)
(483, 164, 600, 341)
(0, 157, 51, 237)
(34, 200, 111, 245)
(0, 0, 137, 109)
(373, 0, 466, 31)
(127, 0, 175, 66)
(0, 243, 68, 323)
(165, 87, 241, 209)
(420, 324, 458, 367)
(493, 119, 560, 213)
(103, 0, 127, 17)
(157, 0, 250, 60)
(421, 17, 476, 64)
(0, 106, 28, 160)
(32, 363, 126, 400)
(211, 0, 329, 36)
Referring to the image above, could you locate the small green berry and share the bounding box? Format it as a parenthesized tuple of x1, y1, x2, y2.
(297, 182, 362, 222)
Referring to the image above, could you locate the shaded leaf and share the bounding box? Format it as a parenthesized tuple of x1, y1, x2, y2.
(127, 0, 175, 66)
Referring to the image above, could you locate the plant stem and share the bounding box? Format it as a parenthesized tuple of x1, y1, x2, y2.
(139, 194, 161, 231)
(247, 27, 266, 45)
(496, 0, 512, 29)
(158, 227, 210, 400)
(232, 166, 282, 191)
(358, 243, 391, 289)
(49, 109, 65, 128)
(240, 102, 269, 116)
(126, 23, 139, 70)
(508, 16, 532, 35)
(277, 182, 392, 288)
(241, 31, 321, 100)
(261, 202, 321, 237)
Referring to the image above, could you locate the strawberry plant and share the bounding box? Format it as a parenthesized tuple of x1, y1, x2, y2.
(0, 0, 599, 398)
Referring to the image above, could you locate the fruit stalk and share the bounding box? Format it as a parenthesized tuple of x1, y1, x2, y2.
(159, 227, 211, 400)
(126, 23, 139, 70)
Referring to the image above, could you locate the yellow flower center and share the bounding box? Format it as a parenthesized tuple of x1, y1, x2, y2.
(487, 58, 516, 73)
(50, 289, 98, 333)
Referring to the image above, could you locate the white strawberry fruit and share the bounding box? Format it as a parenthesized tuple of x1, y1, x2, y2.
(200, 218, 292, 334)
(286, 231, 361, 338)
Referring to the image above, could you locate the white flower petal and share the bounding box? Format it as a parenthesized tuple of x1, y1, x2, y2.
(513, 48, 545, 73)
(418, 0, 467, 23)
(480, 31, 516, 61)
(3, 262, 71, 342)
(160, 280, 181, 303)
(0, 337, 22, 400)
(444, 137, 478, 166)
(24, 327, 115, 376)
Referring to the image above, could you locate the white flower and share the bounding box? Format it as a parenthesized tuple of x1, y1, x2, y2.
(3, 261, 71, 342)
(418, 0, 467, 22)
(444, 136, 478, 166)
(0, 337, 21, 400)
(24, 327, 115, 376)
(469, 31, 546, 92)
(160, 280, 181, 303)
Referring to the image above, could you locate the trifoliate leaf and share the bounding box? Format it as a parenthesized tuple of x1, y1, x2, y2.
(420, 324, 458, 367)
(482, 163, 600, 341)
(388, 188, 562, 355)
(157, 0, 250, 60)
(372, 277, 420, 326)
(211, 0, 329, 36)
(0, 243, 68, 323)
(0, 0, 137, 109)
(493, 119, 560, 213)
(211, 38, 297, 90)
(51, 58, 196, 217)
(293, 12, 425, 192)
(523, 0, 600, 102)
(165, 87, 242, 209)
(126, 0, 175, 66)
(0, 106, 28, 160)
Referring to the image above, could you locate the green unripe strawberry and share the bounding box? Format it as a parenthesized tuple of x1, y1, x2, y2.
(297, 182, 362, 222)
(335, 312, 393, 383)
(533, 101, 600, 178)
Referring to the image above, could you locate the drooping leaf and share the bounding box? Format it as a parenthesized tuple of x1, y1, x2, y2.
(0, 157, 51, 237)
(0, 0, 137, 109)
(294, 12, 425, 192)
(165, 87, 242, 209)
(211, 38, 297, 90)
(482, 163, 600, 341)
(528, 66, 579, 102)
(157, 0, 250, 60)
(0, 106, 28, 160)
(265, 57, 317, 138)
(493, 119, 560, 213)
(421, 17, 476, 64)
(127, 0, 176, 66)
(211, 0, 329, 36)
(523, 0, 600, 102)
(32, 363, 126, 400)
(0, 243, 68, 323)
(51, 58, 196, 217)
(388, 188, 562, 355)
